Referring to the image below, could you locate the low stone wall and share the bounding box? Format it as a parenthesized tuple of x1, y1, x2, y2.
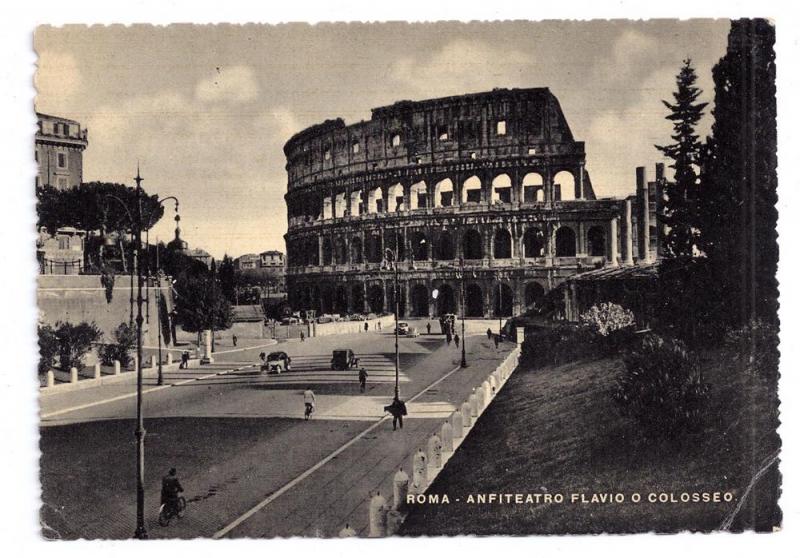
(312, 316, 388, 338)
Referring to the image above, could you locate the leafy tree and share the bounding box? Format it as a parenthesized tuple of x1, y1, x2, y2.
(655, 59, 708, 259)
(38, 324, 59, 375)
(100, 322, 136, 367)
(698, 20, 777, 328)
(174, 272, 233, 333)
(54, 321, 103, 370)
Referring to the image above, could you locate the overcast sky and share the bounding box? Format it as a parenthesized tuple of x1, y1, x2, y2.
(34, 20, 730, 259)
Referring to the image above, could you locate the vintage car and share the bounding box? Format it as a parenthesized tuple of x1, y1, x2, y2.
(395, 322, 410, 335)
(331, 349, 360, 371)
(407, 326, 420, 338)
(264, 351, 291, 373)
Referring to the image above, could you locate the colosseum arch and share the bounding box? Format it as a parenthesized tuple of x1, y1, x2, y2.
(368, 186, 385, 214)
(350, 190, 362, 216)
(462, 175, 482, 204)
(491, 173, 512, 204)
(322, 196, 333, 219)
(436, 230, 455, 261)
(434, 178, 455, 207)
(350, 236, 363, 264)
(522, 172, 545, 202)
(334, 285, 348, 314)
(465, 284, 484, 317)
(366, 232, 382, 263)
(523, 227, 545, 258)
(554, 170, 576, 201)
(305, 238, 318, 266)
(322, 237, 333, 265)
(351, 282, 364, 313)
(493, 228, 512, 259)
(367, 284, 384, 314)
(587, 225, 606, 257)
(385, 229, 405, 261)
(524, 282, 546, 311)
(410, 181, 427, 210)
(334, 192, 347, 217)
(387, 183, 404, 212)
(410, 283, 429, 317)
(435, 283, 456, 315)
(463, 229, 483, 260)
(312, 284, 321, 313)
(411, 231, 428, 261)
(334, 236, 347, 264)
(494, 283, 514, 317)
(555, 226, 577, 257)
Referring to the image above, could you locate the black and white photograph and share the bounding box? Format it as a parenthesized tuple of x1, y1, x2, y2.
(1, 3, 797, 552)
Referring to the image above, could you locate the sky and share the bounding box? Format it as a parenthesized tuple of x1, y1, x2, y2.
(34, 20, 730, 260)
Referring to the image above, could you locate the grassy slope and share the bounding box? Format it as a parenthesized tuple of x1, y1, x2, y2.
(400, 349, 780, 535)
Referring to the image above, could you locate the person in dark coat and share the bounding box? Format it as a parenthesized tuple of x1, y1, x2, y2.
(487, 328, 492, 339)
(384, 397, 408, 431)
(358, 367, 369, 393)
(426, 322, 431, 335)
(232, 334, 238, 347)
(454, 333, 460, 348)
(180, 350, 190, 369)
(446, 331, 452, 345)
(161, 467, 184, 507)
(494, 334, 500, 348)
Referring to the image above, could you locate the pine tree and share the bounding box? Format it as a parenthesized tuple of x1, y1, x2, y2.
(655, 60, 708, 259)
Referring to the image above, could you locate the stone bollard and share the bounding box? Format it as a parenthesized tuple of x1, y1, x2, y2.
(412, 448, 427, 492)
(113, 360, 121, 375)
(441, 419, 454, 453)
(166, 353, 173, 365)
(201, 329, 214, 364)
(368, 491, 388, 537)
(516, 327, 525, 345)
(70, 367, 79, 383)
(428, 433, 443, 471)
(461, 401, 472, 428)
(150, 355, 158, 369)
(489, 374, 497, 394)
(451, 410, 463, 439)
(475, 385, 486, 413)
(393, 467, 409, 511)
(46, 370, 55, 388)
(482, 380, 492, 403)
(386, 510, 404, 536)
(94, 362, 101, 380)
(469, 390, 479, 417)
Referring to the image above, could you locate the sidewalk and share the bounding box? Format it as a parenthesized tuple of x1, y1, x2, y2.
(216, 336, 514, 538)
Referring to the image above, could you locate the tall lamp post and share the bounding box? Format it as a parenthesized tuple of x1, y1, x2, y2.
(105, 166, 179, 539)
(383, 229, 402, 401)
(458, 257, 467, 368)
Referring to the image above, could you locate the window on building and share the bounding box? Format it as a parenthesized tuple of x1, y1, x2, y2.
(391, 133, 401, 147)
(470, 152, 477, 160)
(497, 120, 507, 135)
(437, 126, 449, 141)
(58, 237, 70, 250)
(528, 148, 537, 155)
(57, 153, 66, 168)
(324, 147, 331, 161)
(53, 123, 60, 135)
(352, 141, 360, 154)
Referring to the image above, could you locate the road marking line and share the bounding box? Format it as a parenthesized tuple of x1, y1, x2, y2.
(40, 365, 255, 420)
(213, 361, 465, 539)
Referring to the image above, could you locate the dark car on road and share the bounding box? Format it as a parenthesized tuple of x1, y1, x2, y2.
(331, 349, 360, 371)
(264, 351, 291, 374)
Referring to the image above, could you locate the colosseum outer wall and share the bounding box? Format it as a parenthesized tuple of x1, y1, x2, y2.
(283, 88, 656, 319)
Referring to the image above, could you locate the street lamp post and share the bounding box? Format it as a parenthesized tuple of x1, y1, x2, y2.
(458, 257, 467, 368)
(384, 229, 401, 401)
(105, 167, 179, 539)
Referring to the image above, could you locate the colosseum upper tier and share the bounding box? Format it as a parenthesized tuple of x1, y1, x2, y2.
(284, 88, 659, 319)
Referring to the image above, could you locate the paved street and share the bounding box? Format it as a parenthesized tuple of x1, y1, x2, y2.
(39, 330, 513, 539)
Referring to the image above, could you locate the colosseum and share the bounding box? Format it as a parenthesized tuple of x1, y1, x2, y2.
(283, 88, 660, 319)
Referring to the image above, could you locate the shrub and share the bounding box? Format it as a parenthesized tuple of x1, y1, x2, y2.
(101, 322, 136, 367)
(38, 324, 59, 375)
(580, 302, 635, 337)
(724, 319, 780, 380)
(614, 334, 711, 439)
(54, 321, 103, 370)
(521, 324, 601, 367)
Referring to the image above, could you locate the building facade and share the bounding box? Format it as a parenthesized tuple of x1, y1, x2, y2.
(284, 88, 660, 318)
(35, 112, 88, 189)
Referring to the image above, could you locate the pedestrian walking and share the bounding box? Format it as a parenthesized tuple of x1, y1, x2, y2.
(364, 321, 369, 332)
(384, 397, 408, 431)
(494, 334, 500, 349)
(303, 387, 316, 420)
(232, 334, 238, 347)
(454, 333, 460, 348)
(486, 327, 492, 339)
(179, 350, 189, 369)
(446, 331, 452, 345)
(300, 331, 305, 342)
(426, 322, 431, 335)
(358, 367, 369, 393)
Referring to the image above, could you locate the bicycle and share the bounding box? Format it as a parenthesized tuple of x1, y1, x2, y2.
(158, 496, 186, 526)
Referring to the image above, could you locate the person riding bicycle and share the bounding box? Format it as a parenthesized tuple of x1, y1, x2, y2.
(303, 387, 316, 420)
(161, 467, 184, 509)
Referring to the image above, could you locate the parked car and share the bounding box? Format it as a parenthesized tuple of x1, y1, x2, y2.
(281, 317, 299, 325)
(265, 351, 291, 374)
(395, 322, 410, 335)
(407, 326, 420, 338)
(331, 349, 360, 371)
